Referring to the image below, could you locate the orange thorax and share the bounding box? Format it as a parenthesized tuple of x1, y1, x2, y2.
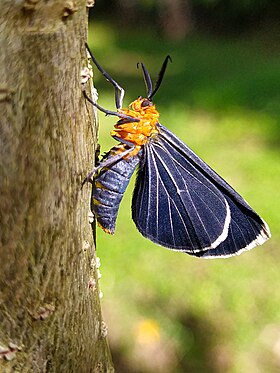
(111, 97, 160, 147)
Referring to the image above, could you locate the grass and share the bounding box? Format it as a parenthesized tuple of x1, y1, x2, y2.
(88, 21, 280, 373)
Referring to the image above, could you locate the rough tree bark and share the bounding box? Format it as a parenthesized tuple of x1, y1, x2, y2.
(0, 1, 114, 372)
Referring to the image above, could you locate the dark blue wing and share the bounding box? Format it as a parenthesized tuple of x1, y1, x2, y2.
(132, 123, 270, 257)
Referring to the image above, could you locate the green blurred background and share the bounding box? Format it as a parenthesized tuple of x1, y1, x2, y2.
(88, 1, 280, 372)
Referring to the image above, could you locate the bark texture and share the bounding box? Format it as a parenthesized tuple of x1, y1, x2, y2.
(0, 1, 113, 372)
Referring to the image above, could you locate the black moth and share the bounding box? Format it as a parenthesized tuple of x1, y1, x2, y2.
(83, 44, 271, 258)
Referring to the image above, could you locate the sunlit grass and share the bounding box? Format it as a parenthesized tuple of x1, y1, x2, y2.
(88, 21, 280, 373)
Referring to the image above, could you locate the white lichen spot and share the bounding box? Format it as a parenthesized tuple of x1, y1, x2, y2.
(100, 321, 108, 338)
(91, 87, 98, 102)
(96, 257, 101, 269)
(81, 66, 93, 84)
(86, 0, 95, 7)
(90, 257, 96, 269)
(83, 240, 90, 251)
(88, 211, 94, 224)
(97, 269, 102, 279)
(99, 291, 103, 299)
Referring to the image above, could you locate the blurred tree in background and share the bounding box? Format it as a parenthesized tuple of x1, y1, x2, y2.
(94, 0, 280, 38)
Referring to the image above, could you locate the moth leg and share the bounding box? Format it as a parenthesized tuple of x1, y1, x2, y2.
(111, 135, 135, 147)
(83, 91, 139, 122)
(82, 145, 136, 188)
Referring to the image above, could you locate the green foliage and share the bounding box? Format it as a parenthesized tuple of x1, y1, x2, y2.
(88, 22, 280, 373)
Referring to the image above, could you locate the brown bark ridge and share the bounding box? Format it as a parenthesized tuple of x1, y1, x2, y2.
(0, 1, 114, 372)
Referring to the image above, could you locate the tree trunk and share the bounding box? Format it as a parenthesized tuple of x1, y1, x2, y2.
(0, 1, 114, 372)
(160, 0, 193, 40)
